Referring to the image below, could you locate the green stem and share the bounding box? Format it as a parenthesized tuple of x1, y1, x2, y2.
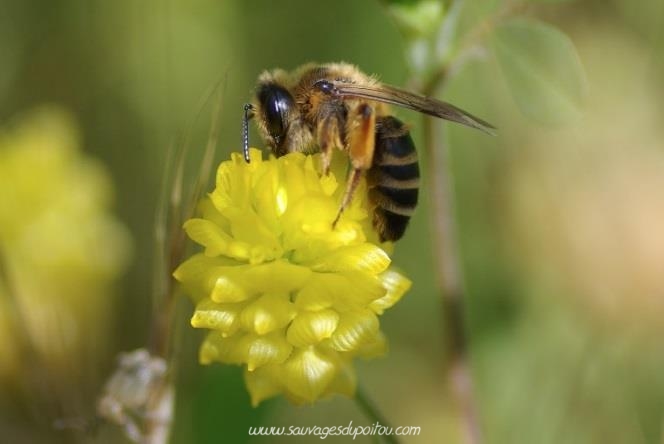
(355, 387, 401, 444)
(412, 5, 526, 443)
(414, 4, 503, 443)
(422, 98, 482, 444)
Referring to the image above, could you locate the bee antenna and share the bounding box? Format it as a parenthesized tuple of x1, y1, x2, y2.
(242, 103, 254, 163)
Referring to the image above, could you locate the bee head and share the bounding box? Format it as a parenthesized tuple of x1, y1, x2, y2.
(257, 83, 294, 143)
(245, 82, 293, 157)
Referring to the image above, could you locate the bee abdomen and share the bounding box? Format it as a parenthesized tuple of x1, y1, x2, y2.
(370, 116, 420, 242)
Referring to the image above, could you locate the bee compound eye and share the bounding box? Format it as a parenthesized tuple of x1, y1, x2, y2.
(314, 80, 335, 95)
(257, 83, 294, 144)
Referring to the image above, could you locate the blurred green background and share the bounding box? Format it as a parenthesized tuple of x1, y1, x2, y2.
(1, 0, 664, 443)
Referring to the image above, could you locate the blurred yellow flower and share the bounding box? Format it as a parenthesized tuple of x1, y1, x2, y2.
(174, 149, 411, 405)
(0, 107, 131, 382)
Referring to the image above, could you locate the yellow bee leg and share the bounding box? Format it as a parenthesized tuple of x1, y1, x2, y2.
(332, 103, 376, 227)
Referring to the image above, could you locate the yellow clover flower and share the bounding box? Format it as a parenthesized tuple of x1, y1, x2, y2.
(0, 106, 131, 381)
(174, 148, 411, 405)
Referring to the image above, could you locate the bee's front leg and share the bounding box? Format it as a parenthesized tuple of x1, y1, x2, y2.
(316, 113, 343, 175)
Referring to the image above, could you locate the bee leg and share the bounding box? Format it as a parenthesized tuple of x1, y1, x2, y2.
(317, 114, 343, 175)
(332, 167, 363, 227)
(332, 103, 376, 227)
(348, 103, 377, 171)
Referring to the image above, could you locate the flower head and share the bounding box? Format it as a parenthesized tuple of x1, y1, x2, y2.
(0, 106, 131, 381)
(174, 148, 410, 405)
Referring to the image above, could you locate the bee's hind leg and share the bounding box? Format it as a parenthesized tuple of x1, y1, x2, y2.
(332, 103, 376, 228)
(332, 167, 363, 227)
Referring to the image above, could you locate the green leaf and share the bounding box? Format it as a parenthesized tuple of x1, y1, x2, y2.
(383, 0, 445, 38)
(492, 18, 587, 125)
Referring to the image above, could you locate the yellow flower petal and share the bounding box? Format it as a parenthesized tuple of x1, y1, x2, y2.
(173, 254, 241, 302)
(240, 293, 296, 335)
(184, 218, 281, 264)
(198, 195, 231, 233)
(207, 260, 311, 303)
(295, 272, 385, 312)
(332, 271, 388, 311)
(328, 309, 380, 352)
(200, 330, 292, 370)
(245, 332, 293, 371)
(238, 260, 312, 294)
(286, 309, 339, 347)
(280, 153, 311, 204)
(304, 243, 391, 274)
(251, 158, 285, 227)
(225, 207, 281, 255)
(211, 275, 249, 303)
(191, 299, 244, 337)
(371, 269, 412, 314)
(183, 218, 233, 256)
(280, 347, 338, 403)
(199, 331, 245, 365)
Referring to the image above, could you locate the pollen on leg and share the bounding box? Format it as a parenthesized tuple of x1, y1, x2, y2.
(347, 103, 376, 171)
(333, 102, 376, 228)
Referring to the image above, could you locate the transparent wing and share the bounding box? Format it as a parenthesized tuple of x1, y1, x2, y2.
(330, 81, 496, 135)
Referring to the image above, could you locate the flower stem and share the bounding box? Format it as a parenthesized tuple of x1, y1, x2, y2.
(421, 78, 482, 444)
(422, 114, 481, 443)
(355, 387, 401, 444)
(398, 2, 525, 440)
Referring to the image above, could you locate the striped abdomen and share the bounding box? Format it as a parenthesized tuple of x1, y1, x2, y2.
(368, 116, 420, 242)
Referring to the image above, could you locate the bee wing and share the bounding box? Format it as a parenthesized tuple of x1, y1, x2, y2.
(331, 82, 496, 135)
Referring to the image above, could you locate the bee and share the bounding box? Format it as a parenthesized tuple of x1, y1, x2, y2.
(242, 62, 494, 242)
